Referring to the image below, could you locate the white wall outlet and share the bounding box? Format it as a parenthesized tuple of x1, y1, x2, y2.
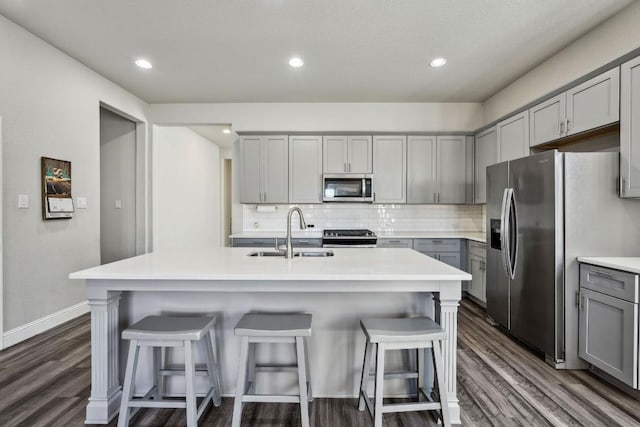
(115, 200, 122, 209)
(253, 221, 260, 229)
(76, 197, 87, 209)
(18, 194, 29, 209)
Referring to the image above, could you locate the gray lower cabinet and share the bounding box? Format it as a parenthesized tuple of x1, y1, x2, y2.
(376, 238, 413, 248)
(373, 135, 406, 203)
(289, 135, 323, 203)
(414, 239, 462, 269)
(621, 55, 640, 198)
(466, 241, 486, 304)
(240, 135, 289, 203)
(578, 263, 639, 388)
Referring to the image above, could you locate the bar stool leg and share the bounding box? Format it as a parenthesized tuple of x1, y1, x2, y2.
(432, 340, 451, 427)
(247, 341, 256, 394)
(373, 343, 385, 427)
(303, 336, 313, 402)
(358, 341, 373, 411)
(296, 336, 310, 427)
(184, 340, 198, 427)
(417, 348, 425, 401)
(152, 347, 162, 401)
(204, 332, 222, 407)
(232, 336, 250, 427)
(118, 340, 140, 427)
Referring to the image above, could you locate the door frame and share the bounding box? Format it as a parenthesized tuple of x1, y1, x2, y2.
(99, 102, 150, 255)
(0, 115, 4, 350)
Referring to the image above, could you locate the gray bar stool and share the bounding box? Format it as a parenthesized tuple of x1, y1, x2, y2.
(118, 315, 222, 427)
(358, 317, 450, 427)
(232, 313, 313, 427)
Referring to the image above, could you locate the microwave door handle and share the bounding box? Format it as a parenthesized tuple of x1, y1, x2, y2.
(499, 188, 510, 279)
(362, 178, 366, 197)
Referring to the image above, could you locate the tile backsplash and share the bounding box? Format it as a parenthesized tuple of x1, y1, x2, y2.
(243, 204, 485, 232)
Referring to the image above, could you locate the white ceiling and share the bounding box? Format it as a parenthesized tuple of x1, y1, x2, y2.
(187, 125, 236, 148)
(0, 0, 634, 103)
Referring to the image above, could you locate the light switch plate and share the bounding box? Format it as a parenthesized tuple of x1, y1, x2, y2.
(115, 200, 122, 209)
(18, 194, 29, 209)
(76, 197, 87, 209)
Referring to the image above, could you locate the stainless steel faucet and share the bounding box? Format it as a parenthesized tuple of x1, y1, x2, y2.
(284, 206, 307, 258)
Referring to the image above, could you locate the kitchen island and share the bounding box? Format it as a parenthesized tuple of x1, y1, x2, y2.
(70, 247, 470, 424)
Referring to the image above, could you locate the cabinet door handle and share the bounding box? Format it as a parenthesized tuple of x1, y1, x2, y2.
(559, 119, 564, 136)
(566, 118, 571, 133)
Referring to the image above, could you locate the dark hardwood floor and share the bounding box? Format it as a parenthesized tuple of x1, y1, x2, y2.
(1, 299, 639, 426)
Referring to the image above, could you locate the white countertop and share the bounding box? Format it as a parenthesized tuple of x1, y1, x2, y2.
(230, 230, 486, 243)
(70, 247, 471, 281)
(577, 257, 640, 275)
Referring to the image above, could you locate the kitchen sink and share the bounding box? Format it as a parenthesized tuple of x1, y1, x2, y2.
(248, 250, 334, 257)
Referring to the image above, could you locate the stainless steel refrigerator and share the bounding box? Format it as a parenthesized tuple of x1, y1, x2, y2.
(486, 150, 640, 369)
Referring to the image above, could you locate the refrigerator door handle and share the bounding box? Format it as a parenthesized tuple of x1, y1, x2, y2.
(507, 188, 518, 280)
(500, 188, 511, 278)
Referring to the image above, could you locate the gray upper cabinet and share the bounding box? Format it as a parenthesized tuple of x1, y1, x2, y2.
(474, 127, 498, 204)
(348, 136, 373, 173)
(566, 67, 619, 136)
(373, 135, 406, 203)
(529, 94, 565, 147)
(240, 135, 288, 204)
(437, 135, 467, 204)
(529, 68, 620, 148)
(407, 135, 437, 203)
(621, 56, 640, 198)
(407, 135, 467, 204)
(497, 111, 529, 162)
(289, 135, 323, 203)
(322, 135, 372, 173)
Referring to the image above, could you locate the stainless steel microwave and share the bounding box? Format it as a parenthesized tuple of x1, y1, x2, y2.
(323, 174, 373, 202)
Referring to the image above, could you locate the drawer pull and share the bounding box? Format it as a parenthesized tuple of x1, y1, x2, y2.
(590, 271, 615, 280)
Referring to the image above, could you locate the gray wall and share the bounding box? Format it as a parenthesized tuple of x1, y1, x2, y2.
(0, 15, 148, 331)
(100, 109, 137, 264)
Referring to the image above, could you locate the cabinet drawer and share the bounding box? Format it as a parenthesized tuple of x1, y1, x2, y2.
(232, 238, 281, 247)
(413, 239, 461, 253)
(468, 241, 486, 258)
(292, 238, 322, 248)
(377, 238, 413, 248)
(580, 264, 639, 303)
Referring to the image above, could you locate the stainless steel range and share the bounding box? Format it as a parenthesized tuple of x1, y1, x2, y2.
(322, 229, 377, 248)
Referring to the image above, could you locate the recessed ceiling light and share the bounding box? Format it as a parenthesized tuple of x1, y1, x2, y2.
(430, 57, 447, 68)
(222, 128, 231, 134)
(289, 57, 304, 68)
(135, 58, 153, 69)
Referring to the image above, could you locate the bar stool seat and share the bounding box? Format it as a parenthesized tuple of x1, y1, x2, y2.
(118, 315, 222, 427)
(232, 313, 313, 427)
(358, 317, 450, 427)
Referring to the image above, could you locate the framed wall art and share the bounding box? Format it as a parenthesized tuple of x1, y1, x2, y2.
(41, 156, 74, 220)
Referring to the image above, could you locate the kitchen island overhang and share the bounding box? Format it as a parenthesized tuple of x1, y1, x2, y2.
(70, 247, 470, 424)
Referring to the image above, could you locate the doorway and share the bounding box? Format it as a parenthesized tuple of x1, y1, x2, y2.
(99, 108, 137, 264)
(223, 159, 232, 246)
(0, 115, 3, 349)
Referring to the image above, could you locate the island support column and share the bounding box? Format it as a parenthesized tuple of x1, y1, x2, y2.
(434, 281, 461, 425)
(85, 287, 122, 424)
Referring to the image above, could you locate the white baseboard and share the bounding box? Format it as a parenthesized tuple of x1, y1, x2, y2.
(2, 301, 89, 349)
